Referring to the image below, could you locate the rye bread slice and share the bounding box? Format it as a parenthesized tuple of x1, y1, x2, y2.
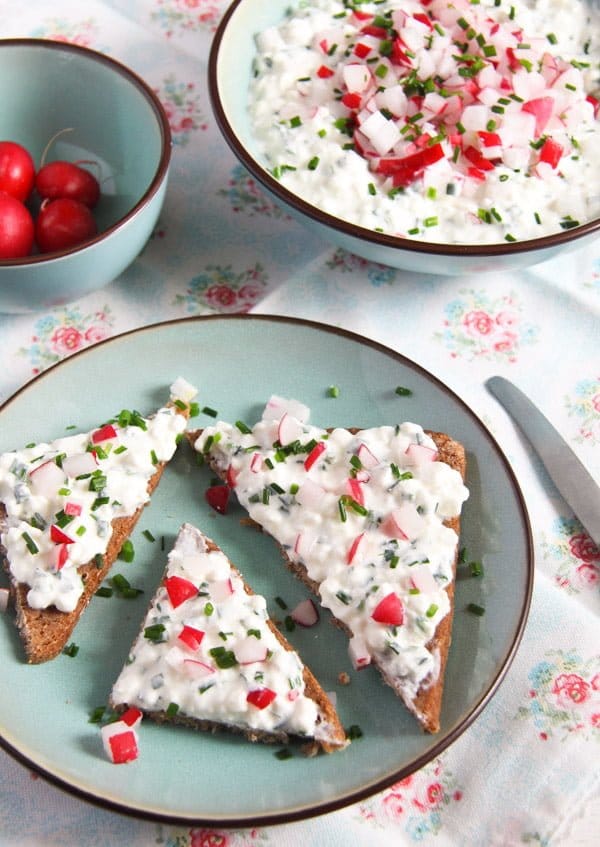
(0, 398, 192, 664)
(188, 424, 466, 734)
(109, 523, 347, 752)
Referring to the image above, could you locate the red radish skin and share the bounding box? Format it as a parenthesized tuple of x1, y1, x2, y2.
(205, 484, 231, 514)
(290, 598, 320, 627)
(35, 160, 100, 208)
(35, 197, 97, 254)
(0, 192, 35, 259)
(177, 625, 205, 651)
(372, 592, 404, 626)
(164, 575, 198, 608)
(246, 688, 277, 710)
(0, 141, 35, 202)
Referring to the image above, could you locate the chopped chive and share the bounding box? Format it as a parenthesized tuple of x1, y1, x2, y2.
(308, 155, 320, 170)
(63, 642, 79, 657)
(95, 586, 113, 598)
(505, 233, 517, 242)
(395, 385, 412, 396)
(144, 623, 166, 642)
(467, 602, 485, 616)
(346, 724, 363, 740)
(235, 420, 252, 434)
(119, 540, 135, 563)
(426, 603, 439, 618)
(546, 32, 558, 44)
(327, 385, 340, 398)
(22, 531, 39, 554)
(275, 748, 293, 760)
(274, 596, 288, 610)
(88, 706, 107, 724)
(204, 601, 214, 616)
(166, 702, 179, 718)
(143, 529, 155, 542)
(290, 115, 302, 128)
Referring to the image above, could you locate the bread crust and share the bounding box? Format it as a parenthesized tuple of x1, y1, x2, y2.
(1, 404, 189, 664)
(189, 426, 466, 734)
(110, 531, 347, 752)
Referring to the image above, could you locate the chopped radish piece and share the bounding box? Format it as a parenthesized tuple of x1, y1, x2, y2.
(539, 138, 563, 169)
(0, 587, 9, 613)
(295, 478, 326, 508)
(64, 501, 82, 517)
(372, 592, 404, 626)
(382, 502, 425, 541)
(164, 575, 198, 608)
(226, 465, 239, 488)
(120, 707, 143, 728)
(346, 532, 365, 565)
(294, 530, 318, 560)
(348, 634, 371, 669)
(177, 624, 205, 651)
(183, 659, 217, 679)
(317, 64, 334, 79)
(290, 598, 319, 627)
(234, 636, 268, 665)
(50, 543, 70, 571)
(246, 688, 277, 710)
(278, 412, 304, 446)
(61, 451, 97, 479)
(91, 424, 118, 444)
(262, 395, 310, 423)
(356, 442, 380, 470)
(29, 459, 65, 496)
(209, 578, 234, 602)
(101, 721, 139, 764)
(50, 524, 75, 545)
(346, 477, 365, 506)
(410, 564, 438, 594)
(522, 97, 554, 137)
(205, 484, 230, 514)
(404, 443, 438, 466)
(250, 452, 263, 473)
(343, 63, 371, 93)
(304, 441, 326, 471)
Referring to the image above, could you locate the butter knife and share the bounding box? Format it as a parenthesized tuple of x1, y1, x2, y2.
(486, 376, 600, 546)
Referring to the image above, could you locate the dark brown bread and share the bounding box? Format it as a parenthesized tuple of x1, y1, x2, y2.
(188, 426, 466, 734)
(1, 404, 190, 664)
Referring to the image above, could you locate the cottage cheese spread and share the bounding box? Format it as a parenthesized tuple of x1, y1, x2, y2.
(195, 397, 469, 705)
(0, 379, 196, 613)
(111, 523, 340, 743)
(249, 0, 600, 243)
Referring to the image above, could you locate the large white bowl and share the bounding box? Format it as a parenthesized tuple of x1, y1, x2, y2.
(0, 39, 171, 313)
(208, 0, 599, 275)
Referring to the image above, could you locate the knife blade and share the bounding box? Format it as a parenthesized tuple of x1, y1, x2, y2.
(486, 375, 600, 546)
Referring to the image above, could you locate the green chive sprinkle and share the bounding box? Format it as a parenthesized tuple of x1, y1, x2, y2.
(143, 529, 156, 542)
(308, 155, 320, 170)
(22, 532, 39, 555)
(395, 386, 413, 396)
(467, 602, 485, 616)
(275, 748, 293, 760)
(119, 540, 135, 563)
(327, 385, 340, 398)
(63, 642, 79, 658)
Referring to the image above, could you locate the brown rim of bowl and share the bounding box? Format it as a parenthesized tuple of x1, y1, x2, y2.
(0, 313, 534, 829)
(0, 37, 171, 266)
(208, 0, 600, 259)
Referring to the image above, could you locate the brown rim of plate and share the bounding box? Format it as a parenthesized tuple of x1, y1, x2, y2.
(208, 0, 600, 259)
(0, 314, 535, 829)
(0, 38, 172, 266)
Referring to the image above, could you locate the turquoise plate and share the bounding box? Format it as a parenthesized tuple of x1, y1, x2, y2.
(0, 315, 533, 826)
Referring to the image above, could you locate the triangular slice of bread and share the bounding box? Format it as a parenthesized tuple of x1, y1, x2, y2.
(0, 378, 197, 663)
(189, 396, 469, 734)
(109, 522, 347, 752)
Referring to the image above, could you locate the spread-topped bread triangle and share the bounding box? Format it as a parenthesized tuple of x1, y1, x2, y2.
(109, 522, 347, 752)
(0, 377, 198, 663)
(190, 395, 469, 733)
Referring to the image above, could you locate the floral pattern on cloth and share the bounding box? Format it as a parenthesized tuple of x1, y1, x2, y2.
(29, 17, 99, 46)
(174, 263, 269, 313)
(219, 165, 292, 219)
(357, 757, 463, 839)
(18, 306, 115, 376)
(155, 74, 208, 144)
(150, 0, 229, 36)
(542, 518, 600, 594)
(434, 288, 538, 363)
(325, 248, 398, 287)
(158, 827, 268, 847)
(517, 650, 600, 742)
(565, 376, 600, 446)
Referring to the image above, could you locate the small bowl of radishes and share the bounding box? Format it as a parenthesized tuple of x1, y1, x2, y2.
(0, 39, 171, 313)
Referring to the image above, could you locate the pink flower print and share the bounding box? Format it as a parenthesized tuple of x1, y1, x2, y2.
(84, 324, 109, 344)
(495, 310, 518, 329)
(463, 309, 494, 336)
(552, 673, 591, 707)
(50, 326, 84, 355)
(569, 532, 600, 562)
(427, 782, 444, 807)
(205, 284, 237, 310)
(190, 831, 229, 847)
(591, 713, 600, 728)
(382, 791, 405, 820)
(593, 394, 600, 413)
(592, 674, 600, 691)
(575, 563, 600, 588)
(493, 331, 518, 354)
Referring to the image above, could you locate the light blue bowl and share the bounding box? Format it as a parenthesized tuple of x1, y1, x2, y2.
(209, 0, 599, 275)
(0, 39, 171, 313)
